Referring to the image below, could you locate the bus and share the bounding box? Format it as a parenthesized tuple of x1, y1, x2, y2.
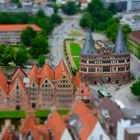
(97, 89, 112, 98)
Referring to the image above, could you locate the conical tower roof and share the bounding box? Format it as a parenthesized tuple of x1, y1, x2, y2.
(81, 31, 98, 56)
(113, 25, 129, 55)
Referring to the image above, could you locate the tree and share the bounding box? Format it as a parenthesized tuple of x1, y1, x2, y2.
(0, 45, 14, 66)
(108, 3, 118, 14)
(14, 46, 28, 66)
(30, 35, 49, 58)
(21, 27, 37, 46)
(52, 3, 59, 14)
(80, 0, 113, 31)
(122, 24, 132, 41)
(17, 2, 22, 8)
(105, 18, 119, 42)
(87, 0, 103, 17)
(35, 18, 53, 35)
(50, 14, 62, 25)
(38, 54, 45, 66)
(130, 78, 140, 100)
(80, 12, 95, 31)
(37, 9, 46, 18)
(62, 1, 79, 15)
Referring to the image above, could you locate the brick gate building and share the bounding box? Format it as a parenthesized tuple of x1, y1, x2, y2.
(80, 27, 130, 84)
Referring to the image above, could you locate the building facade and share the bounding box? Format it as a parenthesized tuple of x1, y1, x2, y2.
(117, 118, 140, 140)
(0, 60, 84, 110)
(128, 31, 140, 58)
(80, 27, 130, 85)
(0, 24, 41, 45)
(0, 99, 110, 140)
(127, 0, 140, 11)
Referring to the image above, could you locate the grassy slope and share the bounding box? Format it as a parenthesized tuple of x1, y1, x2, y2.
(70, 42, 81, 56)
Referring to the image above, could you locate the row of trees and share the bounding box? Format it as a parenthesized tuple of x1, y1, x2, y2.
(0, 43, 46, 67)
(0, 45, 27, 66)
(21, 27, 49, 58)
(0, 10, 62, 67)
(0, 10, 62, 36)
(80, 0, 131, 42)
(61, 1, 79, 15)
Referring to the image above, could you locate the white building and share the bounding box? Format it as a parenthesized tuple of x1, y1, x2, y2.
(117, 118, 140, 140)
(69, 99, 110, 140)
(120, 13, 140, 30)
(56, 0, 75, 5)
(127, 0, 140, 11)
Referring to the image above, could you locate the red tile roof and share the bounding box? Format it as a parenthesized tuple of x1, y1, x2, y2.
(46, 111, 67, 140)
(40, 62, 54, 83)
(9, 76, 26, 92)
(29, 64, 40, 84)
(0, 24, 41, 32)
(54, 60, 70, 80)
(10, 68, 27, 82)
(73, 72, 81, 88)
(97, 97, 126, 126)
(70, 99, 97, 140)
(129, 31, 140, 44)
(0, 68, 8, 94)
(21, 116, 48, 140)
(80, 0, 87, 3)
(2, 127, 17, 140)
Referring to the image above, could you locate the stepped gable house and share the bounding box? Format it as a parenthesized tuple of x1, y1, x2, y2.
(80, 26, 130, 84)
(0, 60, 77, 110)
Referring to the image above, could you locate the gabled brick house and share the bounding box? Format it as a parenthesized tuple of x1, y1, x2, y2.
(0, 60, 82, 110)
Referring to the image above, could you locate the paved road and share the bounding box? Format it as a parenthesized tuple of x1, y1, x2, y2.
(48, 16, 84, 67)
(131, 54, 140, 78)
(48, 15, 107, 67)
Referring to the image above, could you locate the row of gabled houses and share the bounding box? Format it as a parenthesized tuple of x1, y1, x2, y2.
(0, 59, 92, 110)
(0, 99, 110, 140)
(1, 97, 140, 140)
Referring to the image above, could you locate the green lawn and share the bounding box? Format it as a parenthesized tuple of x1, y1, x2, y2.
(0, 111, 25, 118)
(70, 42, 81, 56)
(35, 110, 51, 117)
(35, 109, 69, 117)
(57, 109, 69, 114)
(73, 57, 80, 69)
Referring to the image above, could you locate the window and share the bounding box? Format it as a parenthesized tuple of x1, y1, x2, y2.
(118, 60, 125, 63)
(126, 66, 130, 70)
(100, 135, 103, 140)
(127, 59, 130, 62)
(103, 66, 110, 72)
(102, 60, 111, 64)
(118, 67, 125, 71)
(16, 84, 19, 91)
(84, 67, 87, 72)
